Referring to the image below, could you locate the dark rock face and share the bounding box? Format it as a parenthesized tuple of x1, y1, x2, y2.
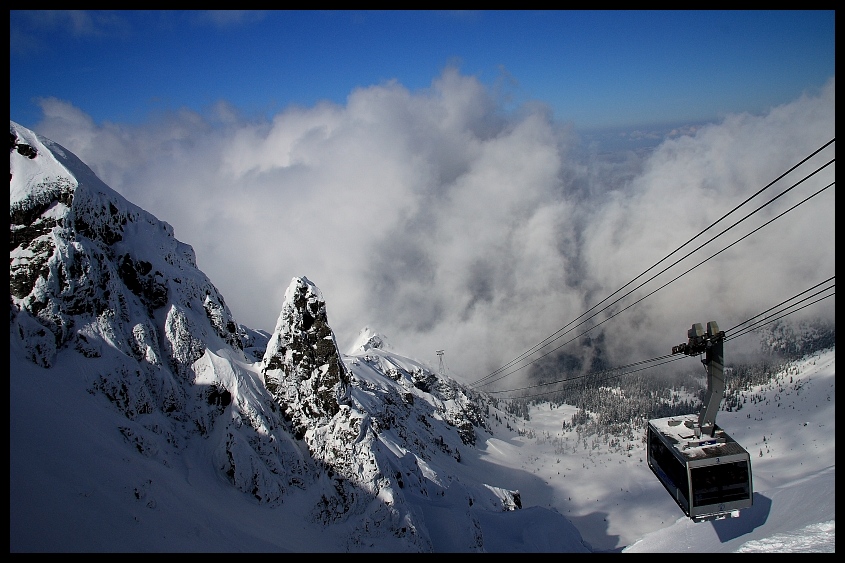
(261, 277, 350, 439)
(202, 292, 244, 351)
(118, 253, 169, 312)
(10, 131, 38, 159)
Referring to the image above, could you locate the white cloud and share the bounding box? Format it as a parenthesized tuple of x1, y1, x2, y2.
(33, 71, 835, 385)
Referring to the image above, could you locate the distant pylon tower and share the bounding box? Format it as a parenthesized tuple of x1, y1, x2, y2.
(436, 350, 445, 376)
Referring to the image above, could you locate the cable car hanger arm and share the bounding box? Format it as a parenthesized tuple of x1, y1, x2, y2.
(672, 321, 725, 438)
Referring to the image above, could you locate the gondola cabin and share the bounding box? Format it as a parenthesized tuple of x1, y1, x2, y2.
(648, 321, 755, 521)
(647, 414, 753, 522)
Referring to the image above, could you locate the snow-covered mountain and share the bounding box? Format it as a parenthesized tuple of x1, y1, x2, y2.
(10, 121, 834, 552)
(9, 120, 586, 552)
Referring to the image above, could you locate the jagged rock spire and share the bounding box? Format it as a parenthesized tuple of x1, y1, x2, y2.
(261, 276, 350, 438)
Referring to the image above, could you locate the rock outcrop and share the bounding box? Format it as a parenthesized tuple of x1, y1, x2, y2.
(261, 276, 350, 438)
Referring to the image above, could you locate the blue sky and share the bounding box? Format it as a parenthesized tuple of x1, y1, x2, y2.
(10, 10, 835, 132)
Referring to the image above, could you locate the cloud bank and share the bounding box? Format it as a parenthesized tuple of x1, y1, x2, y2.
(31, 69, 835, 387)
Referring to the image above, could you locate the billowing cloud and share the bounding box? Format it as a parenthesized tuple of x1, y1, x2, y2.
(33, 70, 835, 389)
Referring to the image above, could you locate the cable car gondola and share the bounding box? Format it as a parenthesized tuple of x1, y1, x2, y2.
(647, 322, 753, 522)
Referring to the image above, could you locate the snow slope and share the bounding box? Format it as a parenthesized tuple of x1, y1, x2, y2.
(11, 330, 833, 552)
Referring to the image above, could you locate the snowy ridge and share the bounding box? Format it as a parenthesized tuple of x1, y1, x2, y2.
(10, 119, 315, 509)
(348, 326, 392, 353)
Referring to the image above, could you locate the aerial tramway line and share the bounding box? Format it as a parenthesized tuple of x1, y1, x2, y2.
(485, 276, 833, 519)
(469, 138, 834, 392)
(468, 140, 832, 522)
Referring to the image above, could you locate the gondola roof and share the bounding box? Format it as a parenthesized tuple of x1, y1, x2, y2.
(649, 414, 749, 462)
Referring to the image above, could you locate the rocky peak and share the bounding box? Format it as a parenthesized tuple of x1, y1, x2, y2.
(10, 120, 314, 507)
(261, 276, 350, 438)
(348, 325, 391, 354)
(9, 121, 246, 369)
